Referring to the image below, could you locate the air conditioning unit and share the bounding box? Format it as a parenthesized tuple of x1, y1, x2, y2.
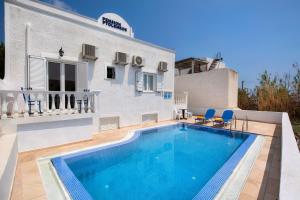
(82, 44, 98, 60)
(115, 52, 128, 65)
(132, 56, 144, 67)
(158, 61, 168, 72)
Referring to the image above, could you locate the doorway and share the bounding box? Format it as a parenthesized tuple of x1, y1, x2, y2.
(48, 61, 76, 109)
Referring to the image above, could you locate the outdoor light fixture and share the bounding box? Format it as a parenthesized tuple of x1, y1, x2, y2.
(59, 47, 64, 57)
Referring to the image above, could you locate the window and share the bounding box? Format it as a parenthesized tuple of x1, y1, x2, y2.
(65, 64, 76, 91)
(164, 91, 172, 99)
(48, 62, 61, 91)
(107, 67, 115, 79)
(143, 73, 155, 91)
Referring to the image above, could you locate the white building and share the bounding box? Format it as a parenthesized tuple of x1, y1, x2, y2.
(1, 0, 175, 144)
(174, 57, 238, 113)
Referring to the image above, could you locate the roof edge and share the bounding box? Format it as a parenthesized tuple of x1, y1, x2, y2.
(5, 0, 176, 54)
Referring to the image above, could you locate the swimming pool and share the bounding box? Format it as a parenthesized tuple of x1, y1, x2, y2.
(51, 123, 256, 200)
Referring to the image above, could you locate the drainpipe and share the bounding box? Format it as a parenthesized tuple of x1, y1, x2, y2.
(25, 23, 31, 88)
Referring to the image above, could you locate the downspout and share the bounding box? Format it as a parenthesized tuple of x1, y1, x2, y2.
(25, 23, 31, 88)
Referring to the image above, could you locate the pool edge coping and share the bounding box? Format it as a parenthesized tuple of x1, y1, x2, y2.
(38, 122, 258, 200)
(37, 122, 178, 200)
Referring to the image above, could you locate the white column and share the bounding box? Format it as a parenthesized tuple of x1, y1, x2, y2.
(1, 93, 7, 119)
(66, 93, 71, 114)
(73, 94, 78, 114)
(91, 93, 95, 113)
(81, 95, 85, 113)
(58, 93, 63, 114)
(93, 92, 100, 113)
(87, 94, 92, 113)
(51, 94, 55, 113)
(43, 93, 48, 116)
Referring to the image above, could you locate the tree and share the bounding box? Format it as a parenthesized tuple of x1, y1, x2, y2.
(238, 83, 258, 110)
(0, 42, 4, 79)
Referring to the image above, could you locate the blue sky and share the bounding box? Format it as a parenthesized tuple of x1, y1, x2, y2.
(1, 0, 300, 88)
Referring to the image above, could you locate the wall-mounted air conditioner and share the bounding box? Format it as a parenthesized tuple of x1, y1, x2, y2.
(82, 44, 98, 60)
(158, 61, 168, 72)
(115, 52, 128, 65)
(132, 56, 144, 67)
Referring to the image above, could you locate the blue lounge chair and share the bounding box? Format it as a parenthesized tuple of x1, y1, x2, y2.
(195, 108, 216, 123)
(213, 110, 234, 128)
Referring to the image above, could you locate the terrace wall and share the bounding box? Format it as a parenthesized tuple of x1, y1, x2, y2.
(175, 68, 238, 110)
(280, 113, 300, 199)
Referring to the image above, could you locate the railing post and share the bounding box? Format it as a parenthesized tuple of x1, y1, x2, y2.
(66, 93, 71, 114)
(37, 93, 44, 116)
(33, 93, 39, 116)
(43, 93, 48, 116)
(73, 94, 78, 114)
(51, 94, 55, 113)
(87, 93, 92, 113)
(12, 92, 19, 118)
(59, 93, 64, 114)
(81, 94, 85, 113)
(1, 93, 7, 119)
(24, 93, 29, 117)
(91, 93, 95, 113)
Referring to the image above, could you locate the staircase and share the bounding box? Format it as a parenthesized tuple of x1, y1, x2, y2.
(209, 52, 223, 70)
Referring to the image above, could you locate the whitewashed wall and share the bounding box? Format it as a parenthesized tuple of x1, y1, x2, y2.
(175, 68, 238, 110)
(0, 134, 18, 200)
(280, 113, 300, 199)
(3, 0, 175, 127)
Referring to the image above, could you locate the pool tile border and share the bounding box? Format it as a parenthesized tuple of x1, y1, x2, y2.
(192, 129, 256, 199)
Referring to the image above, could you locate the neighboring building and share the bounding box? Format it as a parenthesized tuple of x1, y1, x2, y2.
(175, 55, 226, 76)
(175, 57, 238, 113)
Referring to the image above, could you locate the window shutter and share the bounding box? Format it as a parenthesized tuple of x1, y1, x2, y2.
(135, 71, 144, 92)
(28, 56, 46, 90)
(77, 62, 89, 91)
(156, 74, 164, 92)
(104, 65, 107, 79)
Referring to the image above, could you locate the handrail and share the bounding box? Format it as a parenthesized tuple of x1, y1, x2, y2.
(174, 92, 188, 109)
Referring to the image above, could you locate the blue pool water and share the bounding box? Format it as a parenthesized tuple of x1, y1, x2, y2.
(52, 124, 255, 200)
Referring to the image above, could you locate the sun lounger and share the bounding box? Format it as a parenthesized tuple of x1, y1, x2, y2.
(195, 108, 216, 123)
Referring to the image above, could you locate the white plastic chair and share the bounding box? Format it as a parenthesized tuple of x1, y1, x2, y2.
(174, 107, 183, 120)
(186, 110, 193, 118)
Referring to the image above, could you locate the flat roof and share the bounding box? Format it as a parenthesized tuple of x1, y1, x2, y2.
(175, 57, 209, 69)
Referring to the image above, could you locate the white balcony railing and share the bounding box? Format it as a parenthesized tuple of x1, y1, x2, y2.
(174, 92, 188, 110)
(0, 90, 100, 119)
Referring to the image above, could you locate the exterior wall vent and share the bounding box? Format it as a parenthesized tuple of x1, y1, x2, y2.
(132, 56, 144, 67)
(115, 52, 128, 65)
(82, 44, 98, 60)
(158, 61, 168, 72)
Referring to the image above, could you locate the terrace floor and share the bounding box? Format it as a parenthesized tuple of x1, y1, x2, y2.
(10, 119, 281, 200)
